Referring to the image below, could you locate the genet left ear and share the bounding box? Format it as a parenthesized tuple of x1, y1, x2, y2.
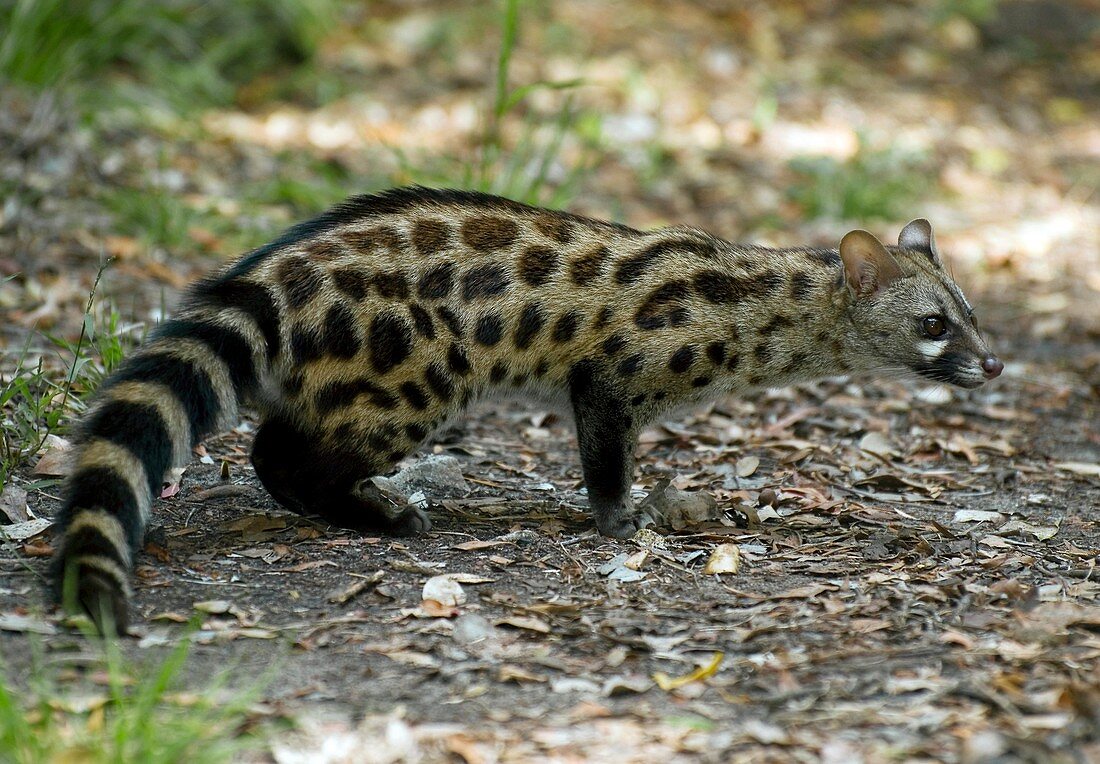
(898, 218, 939, 264)
(839, 229, 903, 298)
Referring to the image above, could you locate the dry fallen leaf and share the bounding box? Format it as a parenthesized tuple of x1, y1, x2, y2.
(193, 600, 233, 615)
(33, 437, 73, 476)
(496, 615, 551, 633)
(859, 431, 899, 458)
(653, 651, 723, 691)
(0, 518, 53, 541)
(954, 509, 1006, 523)
(1055, 462, 1100, 478)
(736, 456, 760, 477)
(0, 484, 29, 523)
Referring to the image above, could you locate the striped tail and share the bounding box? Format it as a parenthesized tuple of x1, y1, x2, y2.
(51, 280, 274, 633)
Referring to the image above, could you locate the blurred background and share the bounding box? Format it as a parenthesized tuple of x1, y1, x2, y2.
(0, 0, 1097, 435)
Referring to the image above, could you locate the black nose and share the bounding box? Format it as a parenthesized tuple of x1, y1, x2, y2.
(981, 356, 1003, 379)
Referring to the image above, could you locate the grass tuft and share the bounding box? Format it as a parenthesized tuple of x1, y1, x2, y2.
(0, 630, 268, 763)
(0, 265, 136, 494)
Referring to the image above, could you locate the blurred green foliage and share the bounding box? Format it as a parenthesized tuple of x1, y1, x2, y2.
(0, 0, 337, 110)
(787, 139, 934, 222)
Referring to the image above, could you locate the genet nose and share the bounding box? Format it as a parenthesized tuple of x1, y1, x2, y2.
(981, 356, 1003, 379)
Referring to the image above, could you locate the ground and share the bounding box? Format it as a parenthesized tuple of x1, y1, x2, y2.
(1, 1, 1099, 761)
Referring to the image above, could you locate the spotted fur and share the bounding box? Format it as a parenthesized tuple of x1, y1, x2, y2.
(52, 187, 1001, 632)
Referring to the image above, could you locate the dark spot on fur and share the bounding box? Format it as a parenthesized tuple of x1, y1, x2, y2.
(618, 353, 644, 376)
(315, 378, 398, 415)
(552, 311, 581, 343)
(341, 225, 407, 253)
(512, 372, 529, 387)
(808, 249, 841, 267)
(405, 423, 428, 442)
(726, 353, 740, 371)
(462, 216, 519, 251)
(595, 307, 613, 328)
(706, 341, 725, 365)
(753, 342, 773, 364)
(535, 214, 574, 243)
(534, 359, 549, 378)
(654, 390, 666, 401)
(760, 315, 793, 335)
(474, 312, 504, 346)
(790, 272, 813, 301)
(411, 219, 453, 256)
(368, 312, 413, 373)
(323, 302, 361, 359)
(518, 245, 559, 287)
(425, 362, 454, 401)
(669, 308, 691, 327)
(408, 303, 435, 338)
(489, 362, 509, 383)
(634, 281, 690, 330)
(332, 267, 369, 300)
(462, 264, 509, 300)
(285, 371, 304, 396)
(373, 271, 410, 300)
(514, 302, 546, 350)
(400, 381, 429, 410)
(447, 344, 471, 375)
(291, 327, 323, 365)
(631, 393, 646, 406)
(569, 245, 610, 285)
(694, 269, 782, 304)
(615, 238, 717, 285)
(668, 345, 696, 373)
(783, 352, 809, 375)
(277, 255, 325, 310)
(692, 375, 711, 388)
(747, 373, 764, 386)
(306, 239, 342, 261)
(418, 261, 456, 299)
(436, 306, 464, 337)
(602, 333, 627, 356)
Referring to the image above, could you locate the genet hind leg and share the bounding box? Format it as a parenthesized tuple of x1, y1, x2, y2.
(250, 415, 430, 535)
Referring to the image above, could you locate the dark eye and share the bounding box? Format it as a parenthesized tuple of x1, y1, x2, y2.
(922, 316, 947, 338)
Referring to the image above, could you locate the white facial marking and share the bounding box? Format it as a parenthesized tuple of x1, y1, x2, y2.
(918, 340, 947, 359)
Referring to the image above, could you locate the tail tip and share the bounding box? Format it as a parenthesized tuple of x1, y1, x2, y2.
(54, 559, 131, 636)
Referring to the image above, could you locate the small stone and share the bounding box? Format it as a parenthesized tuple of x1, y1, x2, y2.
(422, 574, 466, 607)
(390, 455, 468, 497)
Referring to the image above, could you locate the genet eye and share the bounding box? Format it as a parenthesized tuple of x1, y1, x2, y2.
(922, 316, 947, 338)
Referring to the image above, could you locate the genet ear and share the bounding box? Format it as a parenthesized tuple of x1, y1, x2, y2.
(898, 218, 939, 263)
(839, 229, 903, 298)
